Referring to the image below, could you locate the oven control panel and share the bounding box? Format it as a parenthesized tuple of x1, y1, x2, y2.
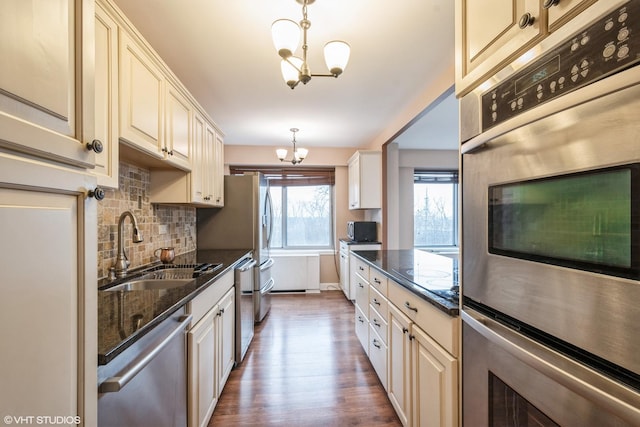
(482, 1, 640, 131)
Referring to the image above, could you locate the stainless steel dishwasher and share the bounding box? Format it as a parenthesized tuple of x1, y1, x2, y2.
(235, 258, 256, 364)
(98, 307, 192, 427)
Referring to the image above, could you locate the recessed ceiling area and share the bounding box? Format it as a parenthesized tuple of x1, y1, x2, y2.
(393, 88, 459, 150)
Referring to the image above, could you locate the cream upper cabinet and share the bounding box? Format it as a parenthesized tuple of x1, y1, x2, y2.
(119, 30, 164, 159)
(545, 0, 597, 31)
(94, 2, 119, 188)
(348, 150, 382, 210)
(164, 82, 192, 171)
(0, 0, 95, 169)
(456, 0, 601, 96)
(456, 0, 543, 96)
(211, 131, 225, 207)
(149, 113, 224, 206)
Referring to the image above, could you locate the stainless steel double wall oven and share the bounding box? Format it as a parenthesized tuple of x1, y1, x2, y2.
(460, 1, 640, 425)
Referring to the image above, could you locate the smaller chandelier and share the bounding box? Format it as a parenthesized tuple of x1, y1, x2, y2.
(271, 0, 351, 89)
(276, 128, 308, 165)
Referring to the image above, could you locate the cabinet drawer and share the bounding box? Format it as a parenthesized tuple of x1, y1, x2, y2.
(187, 270, 233, 325)
(354, 274, 370, 314)
(355, 304, 369, 356)
(369, 304, 388, 346)
(352, 257, 370, 281)
(369, 285, 388, 323)
(369, 326, 388, 390)
(370, 269, 388, 296)
(388, 279, 459, 357)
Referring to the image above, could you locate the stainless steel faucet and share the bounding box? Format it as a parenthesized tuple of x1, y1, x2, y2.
(112, 210, 144, 278)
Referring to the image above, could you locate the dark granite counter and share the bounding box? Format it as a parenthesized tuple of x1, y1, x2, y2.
(351, 249, 459, 316)
(98, 249, 251, 365)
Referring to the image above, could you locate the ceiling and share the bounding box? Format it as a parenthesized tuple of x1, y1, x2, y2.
(112, 0, 458, 151)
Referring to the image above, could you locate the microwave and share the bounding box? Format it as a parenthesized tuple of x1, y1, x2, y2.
(347, 221, 377, 242)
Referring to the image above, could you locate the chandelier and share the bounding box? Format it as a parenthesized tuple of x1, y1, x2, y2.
(276, 128, 308, 165)
(271, 0, 351, 89)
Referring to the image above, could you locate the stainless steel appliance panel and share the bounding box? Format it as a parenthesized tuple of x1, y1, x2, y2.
(462, 309, 640, 426)
(462, 71, 640, 375)
(255, 258, 274, 322)
(197, 172, 272, 265)
(98, 308, 190, 427)
(234, 258, 256, 364)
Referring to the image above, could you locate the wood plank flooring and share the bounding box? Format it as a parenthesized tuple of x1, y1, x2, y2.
(208, 291, 402, 426)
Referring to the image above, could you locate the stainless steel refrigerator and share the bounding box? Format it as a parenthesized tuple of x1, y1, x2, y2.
(197, 172, 274, 325)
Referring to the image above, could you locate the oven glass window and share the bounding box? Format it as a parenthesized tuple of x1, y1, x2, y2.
(488, 164, 639, 279)
(489, 373, 559, 427)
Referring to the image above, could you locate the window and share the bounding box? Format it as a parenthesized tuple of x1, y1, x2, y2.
(230, 167, 334, 249)
(414, 170, 458, 247)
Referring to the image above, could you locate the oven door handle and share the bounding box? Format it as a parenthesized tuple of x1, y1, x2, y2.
(99, 314, 192, 393)
(462, 309, 640, 424)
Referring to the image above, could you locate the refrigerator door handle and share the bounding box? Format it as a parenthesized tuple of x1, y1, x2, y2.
(260, 258, 274, 271)
(265, 189, 274, 246)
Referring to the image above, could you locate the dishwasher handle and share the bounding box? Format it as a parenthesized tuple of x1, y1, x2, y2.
(236, 258, 257, 272)
(99, 314, 192, 393)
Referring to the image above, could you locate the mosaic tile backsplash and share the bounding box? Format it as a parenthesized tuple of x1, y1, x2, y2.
(97, 162, 196, 280)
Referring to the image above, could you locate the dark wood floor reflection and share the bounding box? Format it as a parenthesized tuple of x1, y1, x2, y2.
(208, 291, 402, 427)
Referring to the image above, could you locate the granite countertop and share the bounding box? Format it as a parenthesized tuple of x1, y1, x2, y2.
(350, 249, 459, 316)
(98, 249, 251, 365)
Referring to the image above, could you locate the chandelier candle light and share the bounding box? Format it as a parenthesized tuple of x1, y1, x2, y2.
(271, 0, 351, 89)
(276, 128, 308, 165)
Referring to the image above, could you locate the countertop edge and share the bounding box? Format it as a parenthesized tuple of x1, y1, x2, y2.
(350, 250, 460, 317)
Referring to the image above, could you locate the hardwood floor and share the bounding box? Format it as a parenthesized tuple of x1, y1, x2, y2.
(209, 291, 402, 427)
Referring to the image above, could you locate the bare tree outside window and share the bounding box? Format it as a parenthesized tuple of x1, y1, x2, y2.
(414, 171, 458, 247)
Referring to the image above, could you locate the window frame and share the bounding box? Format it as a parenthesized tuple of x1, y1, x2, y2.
(413, 170, 459, 248)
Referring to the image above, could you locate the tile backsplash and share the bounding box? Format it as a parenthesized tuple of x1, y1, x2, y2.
(97, 162, 196, 280)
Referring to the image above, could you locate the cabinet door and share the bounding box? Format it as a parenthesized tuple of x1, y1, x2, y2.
(456, 0, 543, 96)
(211, 131, 224, 206)
(369, 326, 388, 390)
(412, 325, 458, 427)
(348, 155, 360, 209)
(188, 308, 217, 427)
(0, 0, 95, 168)
(0, 154, 97, 426)
(94, 2, 119, 188)
(355, 304, 369, 356)
(192, 113, 207, 204)
(388, 304, 412, 427)
(203, 123, 217, 204)
(546, 0, 597, 31)
(339, 243, 349, 299)
(119, 31, 164, 158)
(165, 83, 192, 171)
(216, 288, 235, 392)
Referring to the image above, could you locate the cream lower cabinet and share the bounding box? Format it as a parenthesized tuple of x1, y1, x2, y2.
(187, 272, 235, 427)
(0, 153, 98, 426)
(388, 282, 459, 427)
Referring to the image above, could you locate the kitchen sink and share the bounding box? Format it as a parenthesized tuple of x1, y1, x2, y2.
(102, 278, 194, 292)
(100, 263, 222, 292)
